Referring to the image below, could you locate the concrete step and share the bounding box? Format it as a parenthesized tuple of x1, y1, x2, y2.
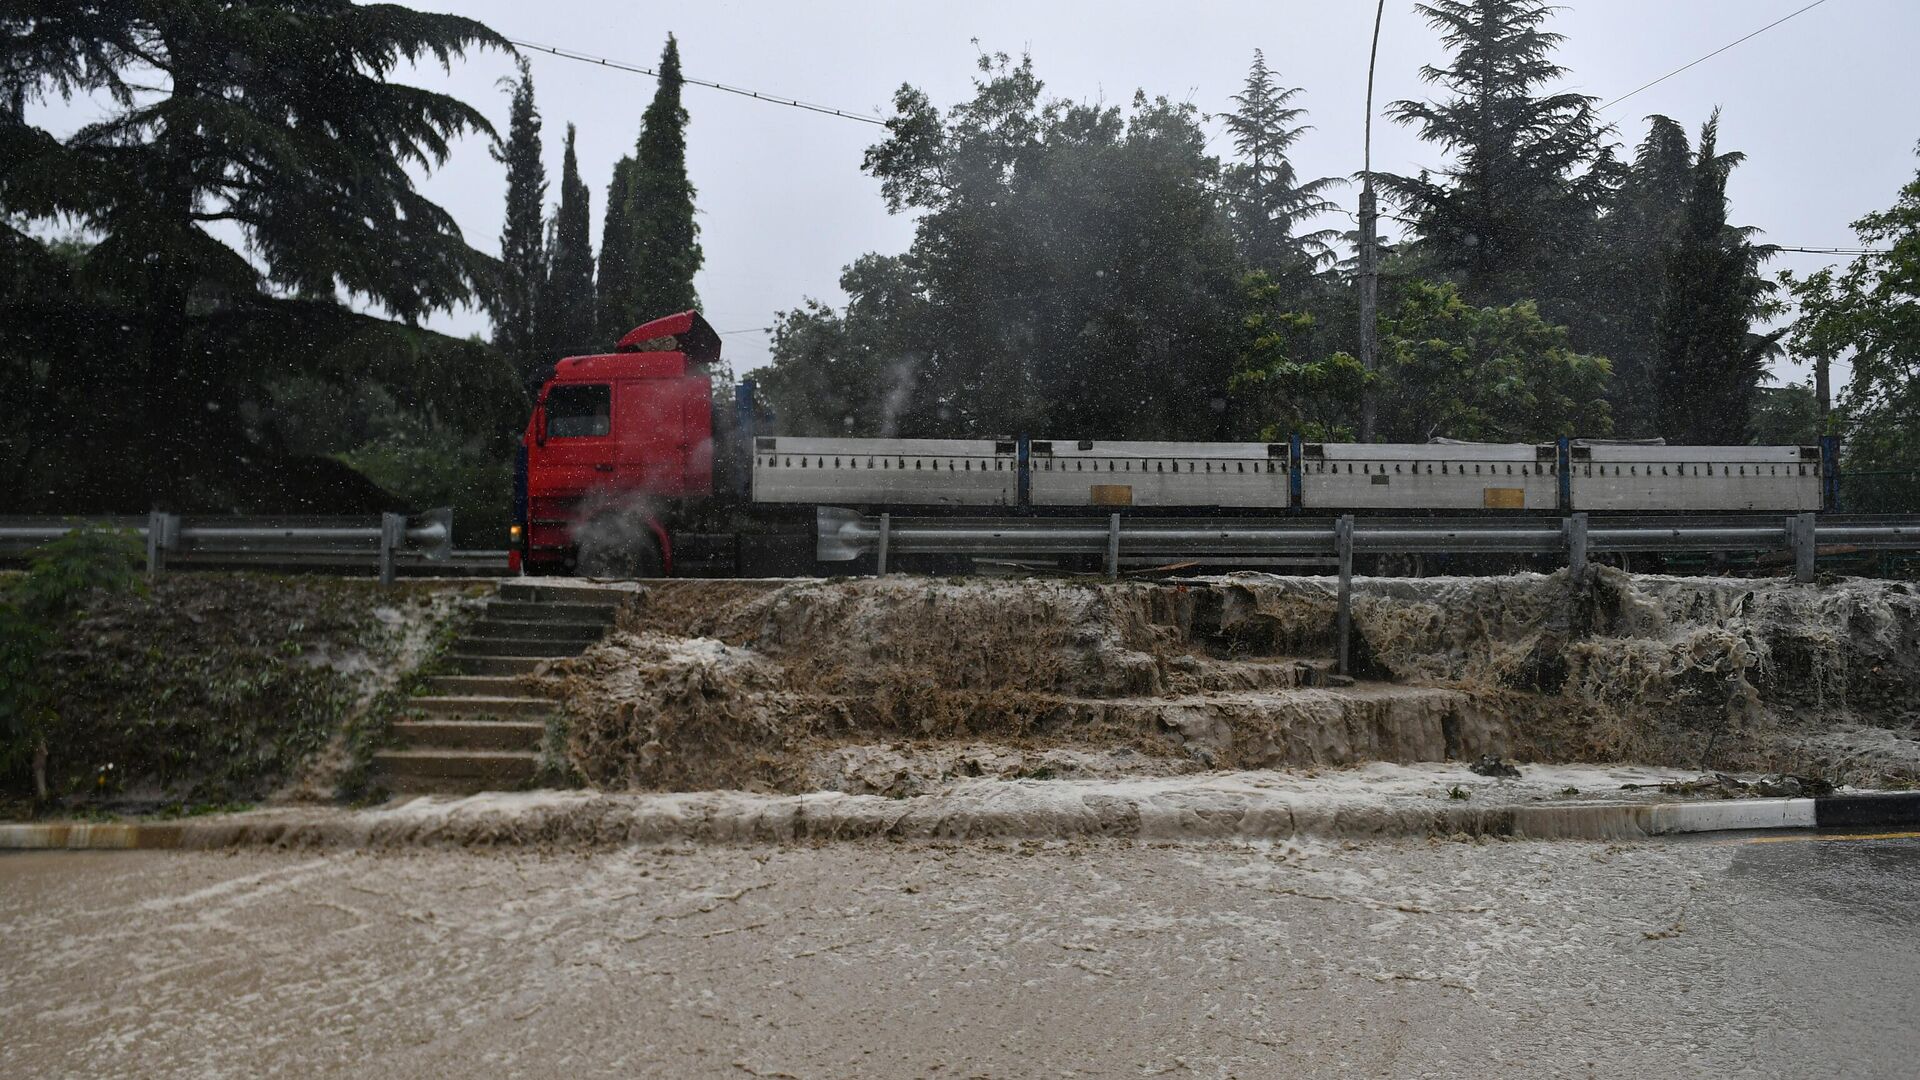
(453, 636, 590, 658)
(411, 694, 556, 718)
(467, 619, 607, 642)
(448, 655, 549, 676)
(424, 674, 534, 696)
(485, 600, 619, 624)
(373, 748, 538, 786)
(391, 719, 545, 752)
(497, 582, 632, 606)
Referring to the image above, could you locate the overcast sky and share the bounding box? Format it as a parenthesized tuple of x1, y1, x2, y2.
(34, 1, 1920, 388)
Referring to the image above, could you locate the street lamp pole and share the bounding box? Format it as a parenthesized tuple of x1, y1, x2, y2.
(1358, 0, 1385, 443)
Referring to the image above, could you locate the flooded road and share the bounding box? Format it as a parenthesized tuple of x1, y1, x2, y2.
(3, 834, 1916, 1078)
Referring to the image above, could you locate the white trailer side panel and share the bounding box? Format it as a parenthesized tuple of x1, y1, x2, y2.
(1570, 444, 1821, 511)
(751, 437, 1017, 506)
(1300, 442, 1558, 511)
(1027, 440, 1288, 508)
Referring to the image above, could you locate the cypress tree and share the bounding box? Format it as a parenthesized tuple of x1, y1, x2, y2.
(534, 123, 596, 369)
(491, 56, 546, 377)
(1384, 0, 1605, 309)
(1221, 50, 1340, 284)
(1595, 116, 1695, 435)
(596, 156, 636, 339)
(1652, 112, 1775, 443)
(620, 34, 702, 327)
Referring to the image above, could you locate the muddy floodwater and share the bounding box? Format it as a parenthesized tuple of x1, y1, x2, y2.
(4, 836, 1917, 1078)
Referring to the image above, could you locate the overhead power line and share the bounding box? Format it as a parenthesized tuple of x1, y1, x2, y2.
(1600, 0, 1834, 111)
(1774, 246, 1889, 255)
(509, 38, 889, 126)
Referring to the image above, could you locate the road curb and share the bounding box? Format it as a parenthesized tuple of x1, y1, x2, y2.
(1510, 792, 1920, 840)
(3, 791, 1916, 851)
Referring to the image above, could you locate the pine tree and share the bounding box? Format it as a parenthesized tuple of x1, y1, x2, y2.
(596, 156, 636, 339)
(1652, 112, 1777, 443)
(533, 123, 596, 371)
(1220, 51, 1341, 282)
(1383, 0, 1606, 309)
(617, 34, 702, 329)
(491, 57, 546, 378)
(0, 3, 504, 493)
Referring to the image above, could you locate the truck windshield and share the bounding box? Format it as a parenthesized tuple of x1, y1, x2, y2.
(545, 384, 611, 438)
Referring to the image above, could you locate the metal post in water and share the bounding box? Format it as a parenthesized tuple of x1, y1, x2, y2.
(876, 512, 891, 576)
(1792, 512, 1817, 583)
(1564, 512, 1589, 585)
(145, 511, 177, 579)
(1335, 514, 1355, 676)
(378, 512, 404, 586)
(1107, 513, 1121, 580)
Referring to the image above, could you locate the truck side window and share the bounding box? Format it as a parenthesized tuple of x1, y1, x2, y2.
(546, 384, 611, 438)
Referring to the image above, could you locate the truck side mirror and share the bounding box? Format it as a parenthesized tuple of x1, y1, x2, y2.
(534, 404, 548, 447)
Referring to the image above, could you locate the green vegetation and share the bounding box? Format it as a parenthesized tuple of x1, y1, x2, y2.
(493, 56, 549, 385)
(598, 34, 702, 338)
(1784, 149, 1920, 511)
(0, 528, 144, 801)
(760, 5, 1823, 454)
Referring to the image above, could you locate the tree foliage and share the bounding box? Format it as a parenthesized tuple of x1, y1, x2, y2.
(1374, 280, 1612, 442)
(0, 1, 509, 503)
(1220, 51, 1341, 282)
(491, 55, 546, 382)
(1652, 112, 1780, 444)
(1, 527, 142, 801)
(1382, 0, 1607, 311)
(1785, 148, 1920, 510)
(534, 123, 597, 368)
(599, 34, 701, 336)
(766, 53, 1245, 441)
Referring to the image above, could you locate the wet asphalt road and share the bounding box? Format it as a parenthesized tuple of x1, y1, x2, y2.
(2, 832, 1917, 1079)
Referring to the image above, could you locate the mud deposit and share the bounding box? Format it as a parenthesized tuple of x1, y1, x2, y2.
(542, 570, 1920, 794)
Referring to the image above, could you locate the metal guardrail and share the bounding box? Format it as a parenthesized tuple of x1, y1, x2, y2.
(0, 509, 462, 584)
(818, 507, 1920, 675)
(818, 507, 1920, 580)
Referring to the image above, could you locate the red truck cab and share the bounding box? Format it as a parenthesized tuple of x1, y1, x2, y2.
(512, 311, 722, 576)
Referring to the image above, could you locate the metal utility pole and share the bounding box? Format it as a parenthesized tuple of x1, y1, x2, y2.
(1357, 0, 1385, 443)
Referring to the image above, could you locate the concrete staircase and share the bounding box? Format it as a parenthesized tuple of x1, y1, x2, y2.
(373, 582, 626, 796)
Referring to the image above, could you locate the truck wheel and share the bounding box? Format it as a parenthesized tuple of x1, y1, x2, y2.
(574, 519, 663, 579)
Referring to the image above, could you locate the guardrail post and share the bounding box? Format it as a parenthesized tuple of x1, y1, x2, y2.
(875, 513, 891, 576)
(1792, 512, 1817, 583)
(378, 512, 405, 586)
(145, 511, 178, 579)
(1335, 514, 1354, 676)
(1564, 512, 1588, 585)
(1106, 513, 1122, 580)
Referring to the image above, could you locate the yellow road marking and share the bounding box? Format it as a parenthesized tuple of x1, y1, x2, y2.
(1743, 830, 1920, 845)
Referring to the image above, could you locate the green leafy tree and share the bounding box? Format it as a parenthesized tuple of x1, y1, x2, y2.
(1652, 112, 1779, 444)
(1784, 148, 1920, 510)
(534, 123, 597, 368)
(1747, 383, 1822, 446)
(1, 2, 506, 499)
(760, 254, 936, 436)
(1231, 272, 1370, 440)
(1383, 0, 1606, 311)
(491, 56, 546, 382)
(601, 34, 702, 335)
(1376, 280, 1612, 442)
(1220, 51, 1341, 284)
(771, 53, 1246, 441)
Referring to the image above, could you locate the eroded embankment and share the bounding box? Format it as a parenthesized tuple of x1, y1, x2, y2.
(537, 570, 1920, 795)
